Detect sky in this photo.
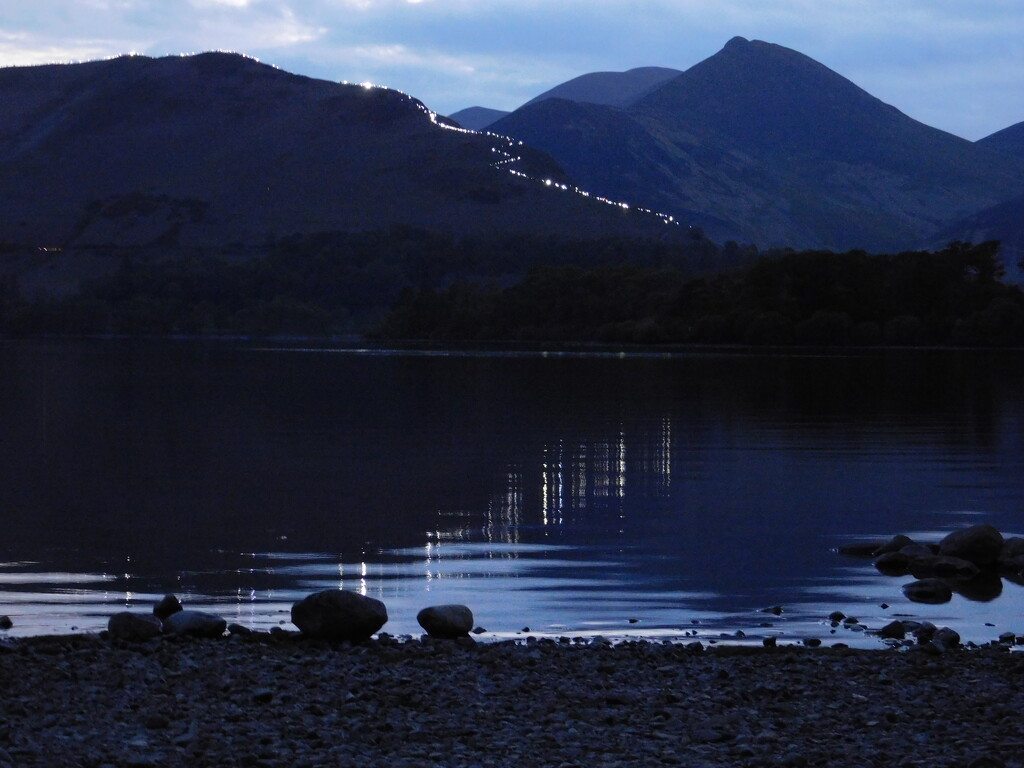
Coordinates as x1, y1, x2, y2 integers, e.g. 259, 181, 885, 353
1, 0, 1021, 141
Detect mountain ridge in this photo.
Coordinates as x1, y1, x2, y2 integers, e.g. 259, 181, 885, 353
488, 37, 1024, 254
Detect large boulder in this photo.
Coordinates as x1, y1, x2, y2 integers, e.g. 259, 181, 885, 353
938, 524, 1004, 567
161, 610, 227, 638
291, 590, 388, 642
874, 551, 912, 575
903, 578, 953, 604
107, 612, 162, 641
417, 605, 475, 638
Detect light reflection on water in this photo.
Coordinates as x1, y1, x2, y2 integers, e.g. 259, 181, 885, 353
2, 342, 1024, 646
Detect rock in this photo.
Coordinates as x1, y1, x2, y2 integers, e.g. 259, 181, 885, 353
873, 534, 916, 556
803, 638, 821, 647
227, 623, 252, 636
938, 524, 1004, 567
107, 612, 162, 642
762, 637, 777, 648
143, 714, 169, 729
416, 605, 474, 639
953, 572, 1003, 602
253, 689, 274, 704
902, 578, 953, 604
878, 620, 906, 639
828, 611, 846, 622
998, 632, 1016, 644
0, 615, 12, 630
874, 551, 911, 575
932, 627, 961, 650
910, 555, 980, 579
161, 610, 227, 638
912, 621, 937, 644
290, 589, 388, 642
761, 605, 783, 615
900, 543, 935, 559
153, 595, 183, 621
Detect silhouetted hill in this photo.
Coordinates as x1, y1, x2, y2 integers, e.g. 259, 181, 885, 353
0, 52, 687, 300
490, 37, 1024, 253
448, 106, 510, 131
978, 121, 1024, 157
521, 66, 681, 109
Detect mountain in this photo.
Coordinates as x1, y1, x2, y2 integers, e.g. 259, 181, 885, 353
489, 37, 1024, 253
520, 66, 682, 109
448, 67, 681, 133
0, 52, 690, 300
0, 52, 682, 246
448, 106, 510, 131
978, 121, 1024, 157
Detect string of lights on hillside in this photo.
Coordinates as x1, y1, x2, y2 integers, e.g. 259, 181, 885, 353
349, 80, 682, 229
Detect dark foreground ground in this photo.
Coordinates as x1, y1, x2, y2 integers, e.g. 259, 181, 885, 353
1, 633, 1021, 768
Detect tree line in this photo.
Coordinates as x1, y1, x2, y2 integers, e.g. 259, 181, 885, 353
372, 241, 1024, 346
0, 228, 726, 337
4, 232, 1021, 346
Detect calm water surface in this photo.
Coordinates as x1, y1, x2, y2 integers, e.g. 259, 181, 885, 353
2, 340, 1023, 646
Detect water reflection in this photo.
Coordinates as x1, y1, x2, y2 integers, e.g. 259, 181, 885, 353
2, 342, 1024, 645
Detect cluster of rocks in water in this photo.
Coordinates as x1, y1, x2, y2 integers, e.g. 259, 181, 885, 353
827, 523, 1024, 653
839, 523, 1023, 605
106, 589, 477, 645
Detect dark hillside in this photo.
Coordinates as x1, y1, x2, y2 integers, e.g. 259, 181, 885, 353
0, 52, 690, 306
487, 38, 1024, 253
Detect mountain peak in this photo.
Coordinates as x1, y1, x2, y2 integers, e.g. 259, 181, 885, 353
723, 35, 750, 49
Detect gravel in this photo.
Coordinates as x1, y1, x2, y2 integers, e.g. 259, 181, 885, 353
1, 632, 1022, 767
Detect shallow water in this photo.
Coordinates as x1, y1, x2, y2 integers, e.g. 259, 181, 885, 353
2, 340, 1023, 646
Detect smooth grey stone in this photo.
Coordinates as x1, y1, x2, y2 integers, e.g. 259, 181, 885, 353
107, 612, 162, 641
291, 589, 387, 642
162, 610, 227, 638
416, 604, 474, 639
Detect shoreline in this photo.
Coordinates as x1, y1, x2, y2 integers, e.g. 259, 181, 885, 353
2, 631, 1022, 767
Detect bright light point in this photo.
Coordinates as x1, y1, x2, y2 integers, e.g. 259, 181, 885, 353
544, 179, 553, 186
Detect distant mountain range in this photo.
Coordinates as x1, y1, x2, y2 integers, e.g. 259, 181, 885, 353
0, 52, 684, 299
2, 39, 1023, 313
453, 37, 1024, 272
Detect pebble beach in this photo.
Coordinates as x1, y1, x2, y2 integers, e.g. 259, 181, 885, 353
2, 631, 1022, 768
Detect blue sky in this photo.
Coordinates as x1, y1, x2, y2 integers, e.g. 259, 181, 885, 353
1, 0, 1021, 140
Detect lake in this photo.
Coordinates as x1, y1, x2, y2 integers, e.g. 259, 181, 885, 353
2, 339, 1023, 646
